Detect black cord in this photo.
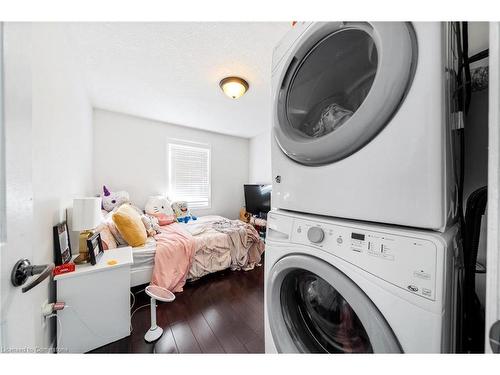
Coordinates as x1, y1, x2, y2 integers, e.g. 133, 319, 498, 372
463, 186, 487, 353
469, 49, 489, 63
455, 22, 464, 111
454, 22, 466, 232
462, 23, 472, 114
460, 24, 485, 351
452, 21, 468, 353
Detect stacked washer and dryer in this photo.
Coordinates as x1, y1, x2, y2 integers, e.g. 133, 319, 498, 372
265, 22, 463, 353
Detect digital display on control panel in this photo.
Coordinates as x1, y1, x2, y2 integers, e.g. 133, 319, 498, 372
351, 232, 365, 241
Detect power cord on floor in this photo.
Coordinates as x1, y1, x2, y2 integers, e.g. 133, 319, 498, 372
129, 287, 147, 333
130, 291, 136, 310
131, 288, 146, 310
130, 303, 150, 334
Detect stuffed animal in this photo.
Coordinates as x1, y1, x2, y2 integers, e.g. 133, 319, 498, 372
239, 207, 251, 223
171, 201, 197, 223
101, 185, 156, 238
141, 215, 161, 237
144, 196, 176, 233
101, 185, 130, 212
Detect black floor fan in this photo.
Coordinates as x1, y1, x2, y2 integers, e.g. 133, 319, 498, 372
462, 186, 487, 353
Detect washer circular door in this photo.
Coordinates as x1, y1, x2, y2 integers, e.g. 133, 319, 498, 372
267, 254, 402, 353
274, 22, 417, 165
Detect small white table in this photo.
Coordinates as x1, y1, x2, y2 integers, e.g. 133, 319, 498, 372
55, 247, 133, 353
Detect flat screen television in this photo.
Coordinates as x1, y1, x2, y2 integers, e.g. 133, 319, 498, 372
244, 184, 272, 217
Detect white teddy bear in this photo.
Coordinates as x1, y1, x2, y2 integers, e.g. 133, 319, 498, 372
142, 195, 176, 235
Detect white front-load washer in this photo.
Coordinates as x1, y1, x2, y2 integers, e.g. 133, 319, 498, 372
264, 210, 461, 353
271, 22, 458, 231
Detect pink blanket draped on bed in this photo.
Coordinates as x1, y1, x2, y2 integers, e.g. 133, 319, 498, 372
150, 223, 196, 293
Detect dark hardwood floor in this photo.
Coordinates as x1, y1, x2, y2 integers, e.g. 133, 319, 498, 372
91, 263, 264, 354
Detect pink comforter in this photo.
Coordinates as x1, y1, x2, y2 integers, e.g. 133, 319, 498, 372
150, 223, 195, 293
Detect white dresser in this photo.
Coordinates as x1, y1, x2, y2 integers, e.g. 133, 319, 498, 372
55, 247, 133, 353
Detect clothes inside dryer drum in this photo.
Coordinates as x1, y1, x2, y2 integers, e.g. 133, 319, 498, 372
280, 270, 373, 353
301, 102, 353, 137
286, 29, 377, 139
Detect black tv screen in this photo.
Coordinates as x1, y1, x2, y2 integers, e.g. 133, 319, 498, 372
244, 184, 272, 216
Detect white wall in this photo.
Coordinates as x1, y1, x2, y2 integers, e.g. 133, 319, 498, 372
1, 23, 93, 351
469, 22, 489, 59
93, 109, 249, 219
249, 130, 272, 184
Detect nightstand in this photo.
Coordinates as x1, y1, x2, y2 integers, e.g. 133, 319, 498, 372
55, 247, 133, 353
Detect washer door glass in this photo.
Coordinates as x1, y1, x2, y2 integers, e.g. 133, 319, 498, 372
267, 254, 402, 353
281, 269, 373, 353
275, 22, 416, 165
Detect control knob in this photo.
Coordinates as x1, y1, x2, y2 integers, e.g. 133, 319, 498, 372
307, 227, 325, 243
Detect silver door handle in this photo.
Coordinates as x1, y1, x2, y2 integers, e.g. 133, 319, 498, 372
11, 259, 55, 293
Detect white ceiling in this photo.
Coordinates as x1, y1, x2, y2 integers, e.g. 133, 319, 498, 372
65, 22, 291, 138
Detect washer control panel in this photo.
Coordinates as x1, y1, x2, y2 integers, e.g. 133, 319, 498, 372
291, 218, 438, 301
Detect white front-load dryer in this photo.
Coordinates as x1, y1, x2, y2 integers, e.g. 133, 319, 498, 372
271, 22, 458, 231
264, 210, 461, 353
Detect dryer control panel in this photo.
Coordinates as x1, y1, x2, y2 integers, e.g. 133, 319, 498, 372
290, 218, 439, 301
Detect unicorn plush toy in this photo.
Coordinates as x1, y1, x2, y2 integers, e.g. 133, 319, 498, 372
101, 185, 130, 212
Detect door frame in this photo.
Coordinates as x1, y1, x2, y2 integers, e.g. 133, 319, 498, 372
485, 21, 500, 353
0, 22, 4, 346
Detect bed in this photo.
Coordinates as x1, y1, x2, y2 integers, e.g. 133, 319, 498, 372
130, 216, 265, 289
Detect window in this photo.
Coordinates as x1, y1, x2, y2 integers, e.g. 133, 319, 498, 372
168, 141, 211, 209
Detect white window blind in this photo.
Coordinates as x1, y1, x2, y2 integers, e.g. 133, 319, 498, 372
168, 142, 211, 209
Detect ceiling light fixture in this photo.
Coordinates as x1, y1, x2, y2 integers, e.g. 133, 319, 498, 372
219, 76, 249, 99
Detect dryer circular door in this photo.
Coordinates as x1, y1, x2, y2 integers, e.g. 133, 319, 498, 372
267, 254, 402, 353
274, 22, 417, 165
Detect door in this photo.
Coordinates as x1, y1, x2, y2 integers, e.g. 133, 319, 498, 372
0, 23, 39, 351
266, 254, 402, 353
486, 22, 500, 354
273, 22, 417, 165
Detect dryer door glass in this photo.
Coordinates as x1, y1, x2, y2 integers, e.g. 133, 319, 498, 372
286, 29, 377, 139
275, 22, 415, 165
280, 269, 373, 353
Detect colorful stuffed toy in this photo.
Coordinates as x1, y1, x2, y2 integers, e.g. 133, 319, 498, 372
171, 201, 197, 223
101, 185, 155, 239
101, 185, 130, 212
141, 215, 161, 237
143, 196, 176, 234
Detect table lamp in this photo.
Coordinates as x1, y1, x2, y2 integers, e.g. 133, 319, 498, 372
72, 197, 102, 264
